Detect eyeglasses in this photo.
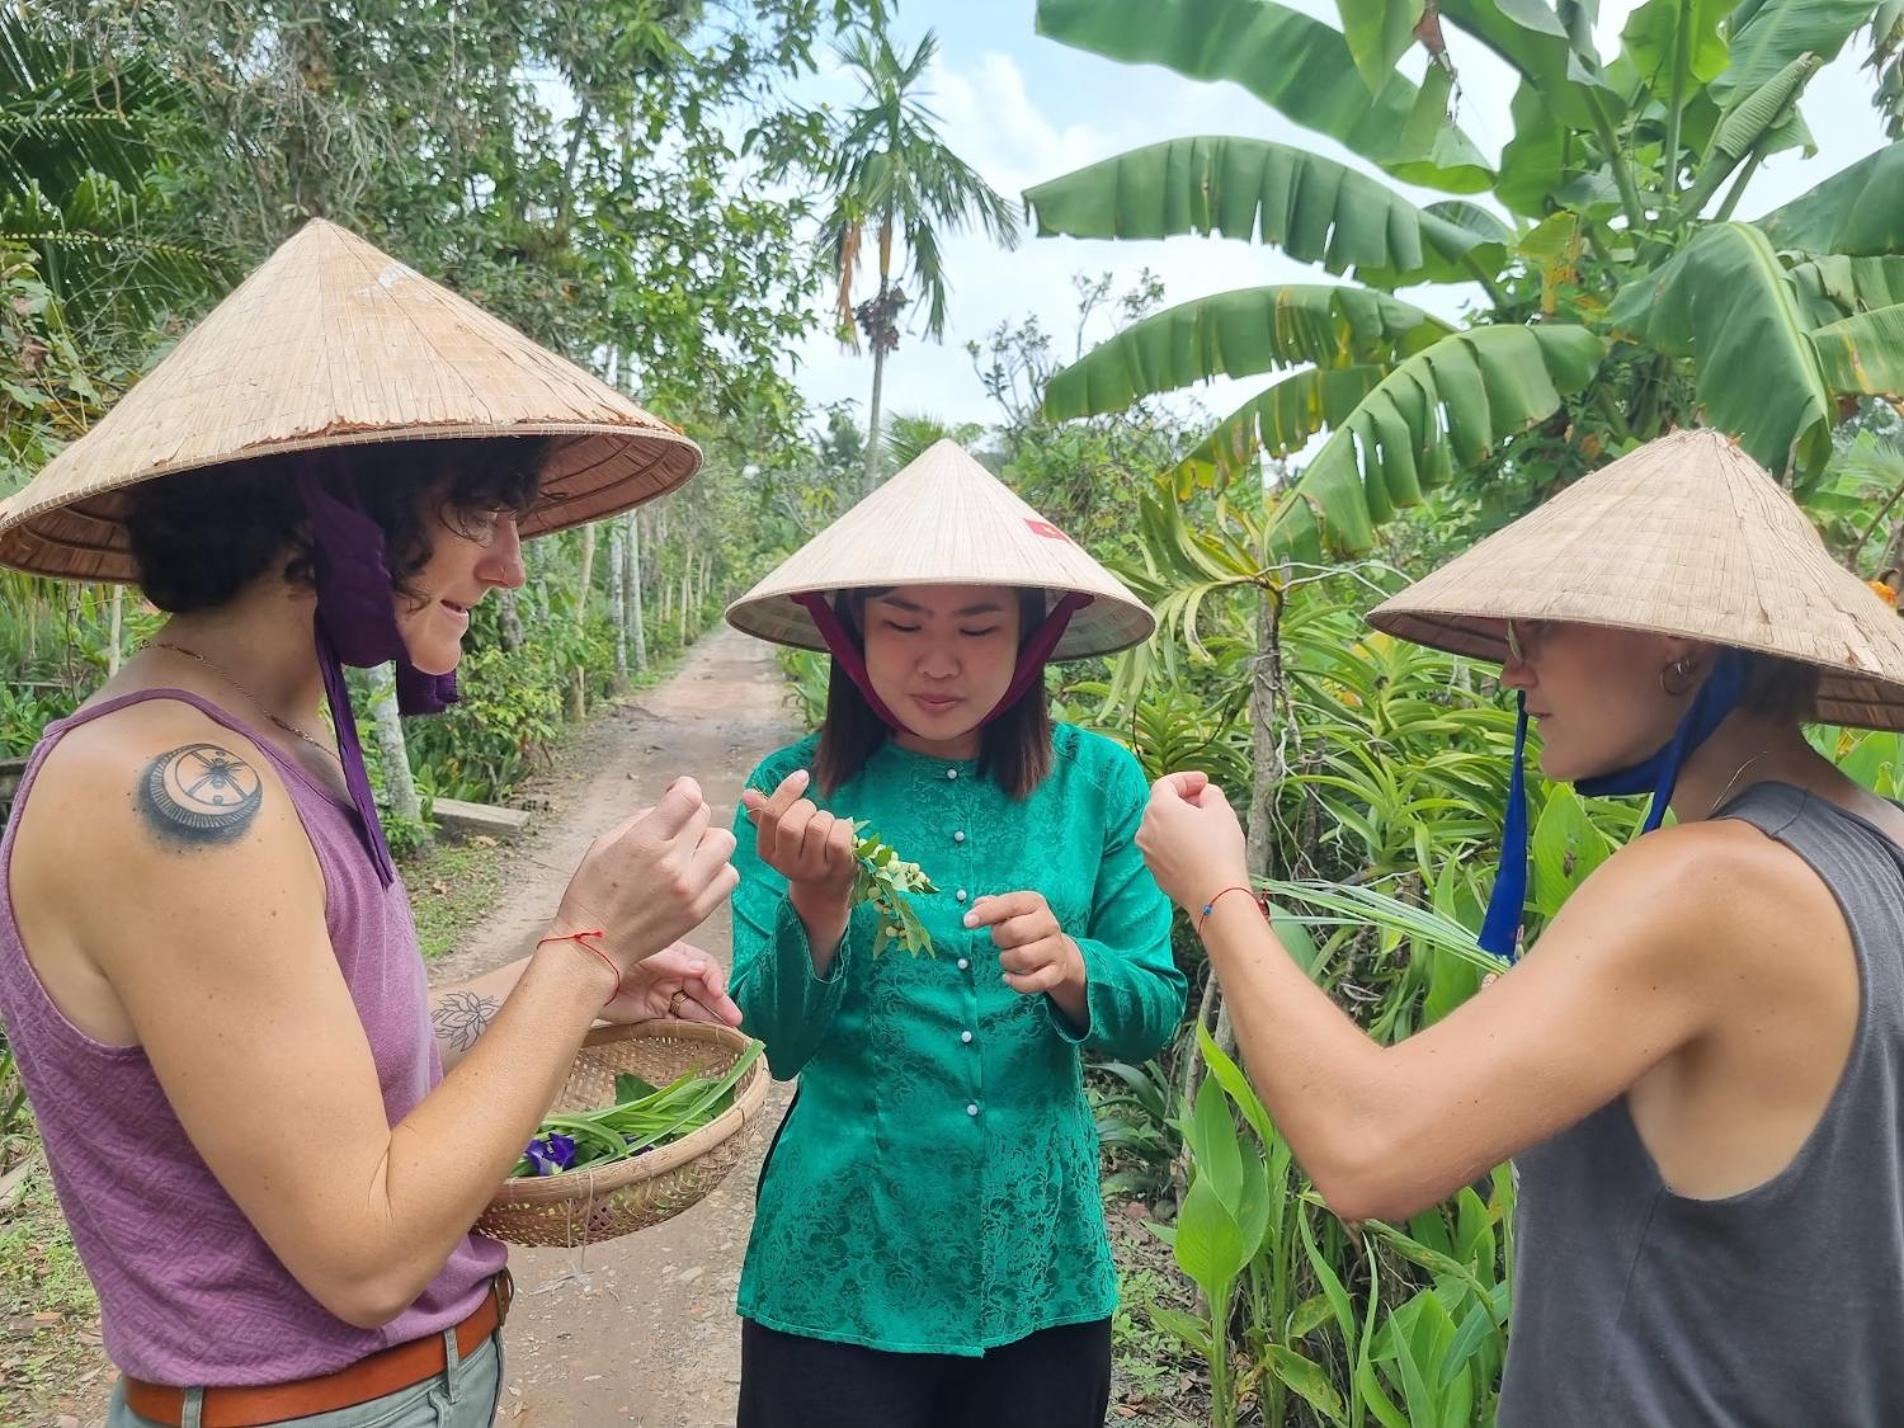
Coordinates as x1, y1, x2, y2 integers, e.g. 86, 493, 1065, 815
1503, 618, 1549, 663
451, 503, 534, 547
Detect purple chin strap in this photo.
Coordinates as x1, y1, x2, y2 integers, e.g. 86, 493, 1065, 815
789, 590, 1093, 737
298, 471, 460, 887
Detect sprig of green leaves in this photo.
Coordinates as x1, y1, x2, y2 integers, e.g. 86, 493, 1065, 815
853, 822, 938, 957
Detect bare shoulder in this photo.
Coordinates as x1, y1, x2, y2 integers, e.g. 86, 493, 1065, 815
1558, 817, 1844, 987
13, 697, 317, 922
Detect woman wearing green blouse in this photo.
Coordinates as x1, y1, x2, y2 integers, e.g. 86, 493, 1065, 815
721, 441, 1188, 1427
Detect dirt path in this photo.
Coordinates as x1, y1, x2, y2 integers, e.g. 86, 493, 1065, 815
432, 626, 800, 1428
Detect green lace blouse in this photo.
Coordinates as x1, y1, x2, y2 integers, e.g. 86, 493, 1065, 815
730, 723, 1187, 1355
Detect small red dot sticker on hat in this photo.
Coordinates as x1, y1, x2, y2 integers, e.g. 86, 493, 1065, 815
1026, 519, 1071, 543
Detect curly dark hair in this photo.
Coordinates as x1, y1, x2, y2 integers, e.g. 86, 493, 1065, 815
124, 436, 551, 613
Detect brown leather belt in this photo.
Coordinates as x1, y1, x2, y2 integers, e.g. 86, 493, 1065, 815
122, 1272, 511, 1428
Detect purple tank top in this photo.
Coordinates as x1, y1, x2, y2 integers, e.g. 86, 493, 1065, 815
0, 689, 505, 1386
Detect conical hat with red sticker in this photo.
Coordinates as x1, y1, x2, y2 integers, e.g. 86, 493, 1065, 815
725, 439, 1154, 659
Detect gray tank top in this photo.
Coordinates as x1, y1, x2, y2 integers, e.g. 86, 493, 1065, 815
1498, 782, 1904, 1426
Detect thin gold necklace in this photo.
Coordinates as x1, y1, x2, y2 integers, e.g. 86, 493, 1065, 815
150, 641, 340, 764
1706, 747, 1774, 819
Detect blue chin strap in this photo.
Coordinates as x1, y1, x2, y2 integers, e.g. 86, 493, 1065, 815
1478, 648, 1750, 962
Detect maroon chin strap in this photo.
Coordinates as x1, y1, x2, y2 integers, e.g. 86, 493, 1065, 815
792, 592, 915, 733
790, 591, 1095, 737
977, 592, 1092, 727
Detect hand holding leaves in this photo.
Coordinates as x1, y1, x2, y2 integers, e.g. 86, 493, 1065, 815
742, 770, 938, 958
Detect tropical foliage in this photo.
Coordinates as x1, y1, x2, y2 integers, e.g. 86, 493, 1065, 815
1028, 0, 1904, 562
0, 0, 888, 790
1025, 3, 1904, 1421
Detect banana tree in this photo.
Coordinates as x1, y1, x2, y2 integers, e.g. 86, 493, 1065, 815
1028, 0, 1904, 559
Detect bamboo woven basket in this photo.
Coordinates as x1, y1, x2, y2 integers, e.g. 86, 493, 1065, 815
477, 1020, 770, 1248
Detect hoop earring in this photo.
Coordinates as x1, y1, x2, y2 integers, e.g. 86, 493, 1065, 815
1660, 657, 1698, 697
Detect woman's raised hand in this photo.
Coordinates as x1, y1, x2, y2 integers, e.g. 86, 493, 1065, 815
551, 776, 738, 983
740, 769, 859, 911
1136, 770, 1250, 913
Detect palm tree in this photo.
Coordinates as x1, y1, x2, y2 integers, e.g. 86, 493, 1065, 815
820, 27, 1020, 496
882, 411, 985, 469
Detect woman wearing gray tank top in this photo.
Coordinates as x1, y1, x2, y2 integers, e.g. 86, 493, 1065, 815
0, 222, 741, 1426
1134, 429, 1904, 1426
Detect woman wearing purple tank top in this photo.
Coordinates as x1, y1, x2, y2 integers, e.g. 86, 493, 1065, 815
1133, 430, 1904, 1424
0, 222, 739, 1426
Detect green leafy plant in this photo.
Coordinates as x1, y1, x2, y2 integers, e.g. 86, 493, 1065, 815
1029, 0, 1904, 554
510, 1042, 765, 1178
854, 823, 939, 956
1090, 1056, 1183, 1204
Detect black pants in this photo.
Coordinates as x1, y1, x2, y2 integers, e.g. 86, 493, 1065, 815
736, 1317, 1113, 1428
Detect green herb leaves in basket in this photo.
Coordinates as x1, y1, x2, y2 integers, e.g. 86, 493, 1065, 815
855, 822, 937, 957
513, 1040, 765, 1178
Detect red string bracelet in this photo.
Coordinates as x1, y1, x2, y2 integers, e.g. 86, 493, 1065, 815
1198, 885, 1265, 935
536, 928, 620, 996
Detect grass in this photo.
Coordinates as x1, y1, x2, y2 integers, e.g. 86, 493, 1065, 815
0, 1139, 108, 1424
405, 837, 512, 961
1109, 1214, 1210, 1425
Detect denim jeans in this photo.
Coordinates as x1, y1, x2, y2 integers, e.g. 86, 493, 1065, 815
108, 1330, 504, 1428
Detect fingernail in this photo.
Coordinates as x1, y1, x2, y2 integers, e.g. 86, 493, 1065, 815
963, 914, 976, 928
793, 768, 810, 785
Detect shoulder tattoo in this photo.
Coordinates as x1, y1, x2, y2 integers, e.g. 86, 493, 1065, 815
136, 743, 264, 848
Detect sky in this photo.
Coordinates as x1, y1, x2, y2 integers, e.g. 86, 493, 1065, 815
781, 0, 1895, 436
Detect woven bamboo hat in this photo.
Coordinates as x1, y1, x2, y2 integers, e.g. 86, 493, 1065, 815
1368, 427, 1904, 730
726, 438, 1155, 659
0, 218, 701, 582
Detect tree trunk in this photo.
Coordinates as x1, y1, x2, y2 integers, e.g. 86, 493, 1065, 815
367, 662, 428, 843
1883, 526, 1904, 599
626, 512, 649, 674
569, 524, 598, 721
1186, 583, 1286, 1118
107, 584, 124, 676
609, 524, 629, 691
1244, 584, 1288, 880
498, 589, 523, 651
863, 333, 889, 500
574, 523, 598, 630
678, 559, 692, 645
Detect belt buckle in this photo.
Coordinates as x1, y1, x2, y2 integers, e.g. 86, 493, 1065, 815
494, 1267, 514, 1327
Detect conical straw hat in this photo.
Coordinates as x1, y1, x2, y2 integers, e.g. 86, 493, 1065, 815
726, 439, 1155, 660
1368, 427, 1904, 730
0, 218, 700, 582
